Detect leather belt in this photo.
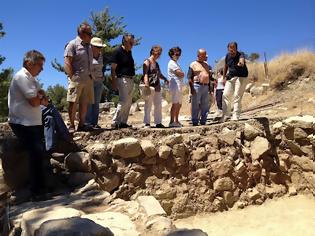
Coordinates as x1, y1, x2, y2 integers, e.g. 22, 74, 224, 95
194, 81, 209, 86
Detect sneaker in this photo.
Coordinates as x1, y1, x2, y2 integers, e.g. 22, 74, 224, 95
169, 122, 181, 128
231, 114, 239, 121
144, 124, 151, 128
77, 125, 93, 132
214, 110, 223, 118
155, 123, 165, 128
176, 122, 183, 127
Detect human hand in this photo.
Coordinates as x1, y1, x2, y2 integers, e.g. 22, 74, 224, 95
237, 61, 244, 67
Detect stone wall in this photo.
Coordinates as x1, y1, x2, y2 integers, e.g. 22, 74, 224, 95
2, 116, 315, 221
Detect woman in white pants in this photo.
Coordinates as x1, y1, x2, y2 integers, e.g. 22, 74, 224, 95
142, 45, 168, 128
222, 42, 248, 121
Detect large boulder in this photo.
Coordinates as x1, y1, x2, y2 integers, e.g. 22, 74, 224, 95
83, 212, 139, 236
65, 152, 91, 172
85, 143, 108, 161
111, 138, 142, 158
21, 207, 83, 236
36, 217, 113, 236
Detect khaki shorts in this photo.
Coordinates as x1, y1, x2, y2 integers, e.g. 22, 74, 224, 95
170, 90, 183, 104
67, 75, 94, 104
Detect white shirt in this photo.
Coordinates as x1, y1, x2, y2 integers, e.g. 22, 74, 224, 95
8, 67, 42, 126
168, 59, 183, 91
216, 75, 225, 90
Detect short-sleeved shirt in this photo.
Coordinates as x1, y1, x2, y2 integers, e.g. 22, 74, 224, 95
64, 36, 93, 82
111, 46, 135, 77
8, 67, 42, 126
91, 55, 104, 82
168, 59, 183, 91
189, 61, 211, 84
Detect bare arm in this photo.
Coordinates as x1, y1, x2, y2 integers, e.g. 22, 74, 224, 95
223, 64, 228, 79
187, 67, 196, 95
111, 63, 118, 91
143, 60, 150, 87
175, 69, 184, 79
64, 56, 73, 78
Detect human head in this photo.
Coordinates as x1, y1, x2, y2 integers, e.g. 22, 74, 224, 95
197, 48, 207, 62
122, 33, 135, 51
23, 50, 45, 77
168, 46, 182, 61
150, 45, 162, 59
227, 41, 238, 56
91, 37, 106, 58
77, 22, 93, 44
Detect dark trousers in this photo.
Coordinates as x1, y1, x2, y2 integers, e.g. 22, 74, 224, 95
9, 123, 46, 195
215, 89, 224, 110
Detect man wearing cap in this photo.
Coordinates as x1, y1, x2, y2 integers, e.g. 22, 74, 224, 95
111, 34, 135, 129
85, 37, 107, 129
187, 49, 212, 126
64, 22, 94, 132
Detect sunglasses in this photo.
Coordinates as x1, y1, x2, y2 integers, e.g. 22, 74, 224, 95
83, 31, 93, 37
174, 53, 181, 56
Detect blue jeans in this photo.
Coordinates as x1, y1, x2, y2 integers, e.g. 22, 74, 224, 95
9, 123, 46, 195
41, 104, 71, 152
86, 80, 104, 126
191, 84, 209, 125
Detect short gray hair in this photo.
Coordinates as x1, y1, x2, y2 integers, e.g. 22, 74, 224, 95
23, 50, 45, 67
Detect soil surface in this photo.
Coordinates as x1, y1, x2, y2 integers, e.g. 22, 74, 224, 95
175, 195, 315, 236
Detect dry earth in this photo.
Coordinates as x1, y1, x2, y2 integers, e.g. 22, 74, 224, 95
175, 195, 315, 236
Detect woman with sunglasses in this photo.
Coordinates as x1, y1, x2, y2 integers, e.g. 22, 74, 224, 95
168, 47, 185, 128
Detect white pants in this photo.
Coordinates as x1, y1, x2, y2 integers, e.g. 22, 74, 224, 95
143, 87, 162, 125
112, 77, 134, 124
222, 76, 248, 118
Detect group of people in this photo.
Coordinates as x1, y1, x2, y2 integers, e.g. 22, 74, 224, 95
7, 21, 248, 200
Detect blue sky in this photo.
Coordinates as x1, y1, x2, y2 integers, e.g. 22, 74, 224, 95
1, 0, 314, 89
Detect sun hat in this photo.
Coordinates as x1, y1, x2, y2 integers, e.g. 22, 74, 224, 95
90, 37, 107, 47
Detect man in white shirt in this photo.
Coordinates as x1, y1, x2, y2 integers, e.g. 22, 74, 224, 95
8, 50, 48, 201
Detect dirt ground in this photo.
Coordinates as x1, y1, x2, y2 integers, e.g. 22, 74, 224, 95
174, 195, 315, 236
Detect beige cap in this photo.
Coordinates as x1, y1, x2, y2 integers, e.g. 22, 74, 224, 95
90, 37, 107, 47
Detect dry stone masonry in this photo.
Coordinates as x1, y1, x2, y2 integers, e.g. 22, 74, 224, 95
1, 115, 315, 235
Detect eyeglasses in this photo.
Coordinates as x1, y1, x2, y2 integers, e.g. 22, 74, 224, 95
174, 53, 181, 57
